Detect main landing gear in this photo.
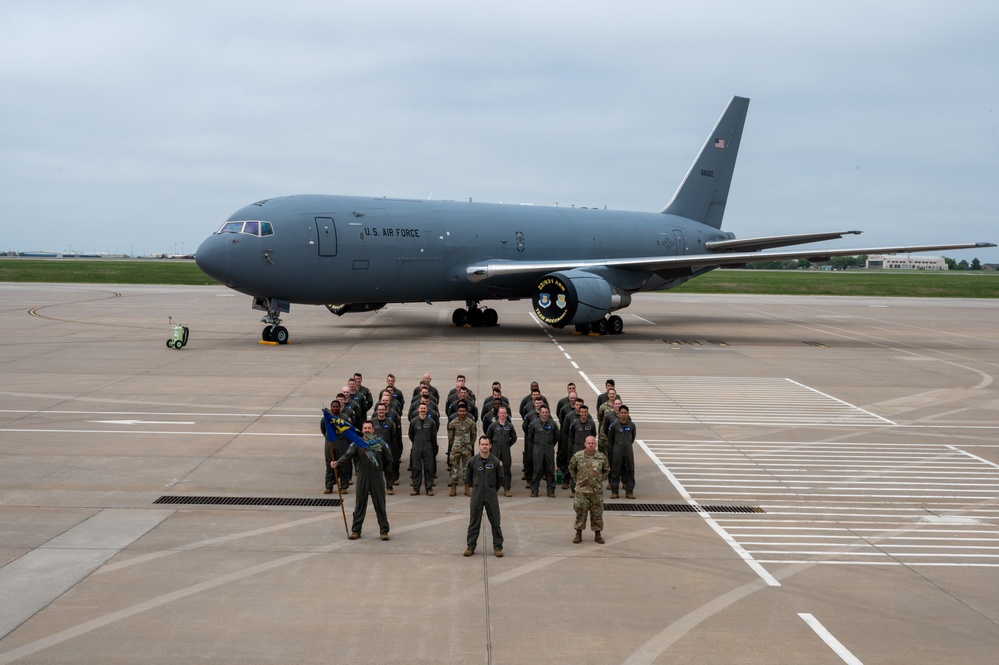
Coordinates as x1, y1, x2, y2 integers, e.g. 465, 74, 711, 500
574, 314, 624, 336
452, 301, 499, 328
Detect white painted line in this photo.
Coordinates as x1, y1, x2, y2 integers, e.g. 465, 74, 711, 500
799, 613, 864, 665
0, 428, 312, 437
577, 371, 599, 395
785, 378, 896, 425
90, 420, 196, 425
950, 445, 999, 470
636, 439, 780, 587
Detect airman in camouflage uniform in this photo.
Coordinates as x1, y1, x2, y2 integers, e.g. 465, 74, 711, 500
568, 436, 609, 544
447, 402, 477, 496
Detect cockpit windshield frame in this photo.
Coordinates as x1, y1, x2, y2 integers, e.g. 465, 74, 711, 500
216, 220, 274, 237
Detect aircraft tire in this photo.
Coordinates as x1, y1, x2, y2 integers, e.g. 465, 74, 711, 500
590, 319, 608, 335
452, 308, 467, 326
574, 324, 589, 334
466, 308, 484, 327
273, 326, 289, 344
608, 315, 624, 335
261, 327, 273, 342
483, 308, 498, 327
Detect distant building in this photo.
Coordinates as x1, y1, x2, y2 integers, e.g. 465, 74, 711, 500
866, 254, 947, 270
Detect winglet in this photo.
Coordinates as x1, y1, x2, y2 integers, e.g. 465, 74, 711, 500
662, 96, 749, 229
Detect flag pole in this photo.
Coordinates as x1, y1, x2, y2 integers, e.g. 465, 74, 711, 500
332, 461, 348, 535
324, 409, 349, 535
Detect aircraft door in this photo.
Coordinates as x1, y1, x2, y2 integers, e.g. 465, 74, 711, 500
315, 217, 337, 256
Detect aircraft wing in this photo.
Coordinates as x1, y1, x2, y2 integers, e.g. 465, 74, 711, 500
465, 241, 995, 283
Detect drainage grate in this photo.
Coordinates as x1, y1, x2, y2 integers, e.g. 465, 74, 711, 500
154, 496, 341, 507
603, 503, 763, 513
662, 339, 729, 346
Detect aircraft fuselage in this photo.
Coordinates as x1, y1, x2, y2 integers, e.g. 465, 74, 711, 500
196, 195, 721, 306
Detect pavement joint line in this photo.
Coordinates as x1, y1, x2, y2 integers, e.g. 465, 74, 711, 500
0, 513, 463, 664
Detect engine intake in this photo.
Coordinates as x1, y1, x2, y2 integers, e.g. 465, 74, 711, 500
533, 270, 616, 327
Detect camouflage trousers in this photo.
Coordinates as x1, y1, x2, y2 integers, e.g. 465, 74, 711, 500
450, 443, 473, 484
573, 491, 604, 532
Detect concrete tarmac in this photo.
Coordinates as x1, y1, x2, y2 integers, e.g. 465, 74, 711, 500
1, 283, 998, 664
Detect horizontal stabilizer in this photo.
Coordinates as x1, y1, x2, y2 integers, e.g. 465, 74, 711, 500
705, 230, 862, 253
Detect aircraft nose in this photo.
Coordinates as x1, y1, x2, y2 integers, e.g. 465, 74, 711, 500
195, 234, 229, 283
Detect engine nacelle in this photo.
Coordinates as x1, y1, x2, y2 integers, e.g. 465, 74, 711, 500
533, 270, 618, 328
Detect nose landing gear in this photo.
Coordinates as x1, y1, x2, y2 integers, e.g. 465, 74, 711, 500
254, 297, 290, 344
261, 323, 289, 344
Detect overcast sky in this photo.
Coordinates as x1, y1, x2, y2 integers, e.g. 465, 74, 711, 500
2, 1, 997, 263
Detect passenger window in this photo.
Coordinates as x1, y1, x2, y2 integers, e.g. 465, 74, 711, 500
244, 221, 260, 236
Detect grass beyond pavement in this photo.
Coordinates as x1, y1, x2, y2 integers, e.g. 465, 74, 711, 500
0, 259, 996, 297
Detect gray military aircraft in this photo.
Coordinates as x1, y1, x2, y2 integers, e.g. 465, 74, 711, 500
195, 96, 993, 344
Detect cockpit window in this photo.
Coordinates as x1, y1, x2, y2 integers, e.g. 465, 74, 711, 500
216, 220, 274, 237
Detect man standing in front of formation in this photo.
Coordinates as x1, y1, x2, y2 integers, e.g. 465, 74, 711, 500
568, 435, 609, 544
464, 436, 504, 558
330, 421, 392, 541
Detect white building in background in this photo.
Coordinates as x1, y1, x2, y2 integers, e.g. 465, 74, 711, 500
865, 254, 947, 270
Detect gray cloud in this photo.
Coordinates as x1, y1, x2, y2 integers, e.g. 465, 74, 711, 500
2, 1, 996, 262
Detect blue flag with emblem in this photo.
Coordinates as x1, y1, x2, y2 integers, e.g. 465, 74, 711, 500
322, 408, 368, 448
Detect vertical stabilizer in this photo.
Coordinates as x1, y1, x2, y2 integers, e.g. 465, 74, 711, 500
662, 96, 749, 229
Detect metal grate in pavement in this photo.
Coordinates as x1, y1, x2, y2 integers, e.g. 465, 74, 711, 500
154, 495, 341, 507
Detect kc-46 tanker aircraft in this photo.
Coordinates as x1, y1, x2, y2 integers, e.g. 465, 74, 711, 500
195, 96, 994, 344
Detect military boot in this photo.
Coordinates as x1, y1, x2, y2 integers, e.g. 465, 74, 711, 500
573, 530, 582, 544
464, 483, 472, 497
594, 531, 605, 544
449, 483, 457, 497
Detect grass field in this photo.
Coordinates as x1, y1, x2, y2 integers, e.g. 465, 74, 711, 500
672, 269, 999, 298
0, 259, 211, 285
1, 259, 997, 297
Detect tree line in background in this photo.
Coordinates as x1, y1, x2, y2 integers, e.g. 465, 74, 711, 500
743, 255, 986, 270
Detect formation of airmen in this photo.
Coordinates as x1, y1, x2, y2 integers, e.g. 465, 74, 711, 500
321, 372, 639, 502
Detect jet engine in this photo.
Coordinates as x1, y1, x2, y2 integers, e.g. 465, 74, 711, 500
532, 270, 627, 328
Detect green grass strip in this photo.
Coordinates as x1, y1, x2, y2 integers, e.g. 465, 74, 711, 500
1, 260, 996, 297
